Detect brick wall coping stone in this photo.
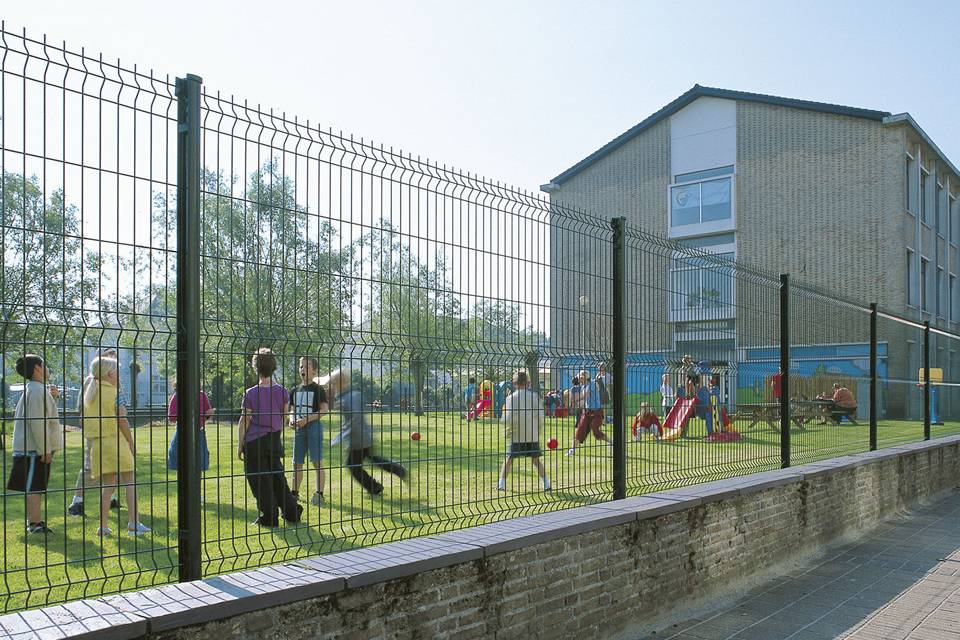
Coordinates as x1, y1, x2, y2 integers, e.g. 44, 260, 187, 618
2, 433, 958, 640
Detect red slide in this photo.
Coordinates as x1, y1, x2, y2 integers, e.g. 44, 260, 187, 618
660, 397, 697, 441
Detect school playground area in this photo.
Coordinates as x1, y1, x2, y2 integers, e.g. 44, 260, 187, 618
1, 412, 958, 612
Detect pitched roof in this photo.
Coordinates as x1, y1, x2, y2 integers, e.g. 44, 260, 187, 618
547, 85, 891, 186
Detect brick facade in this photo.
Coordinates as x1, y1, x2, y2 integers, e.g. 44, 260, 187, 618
546, 94, 960, 416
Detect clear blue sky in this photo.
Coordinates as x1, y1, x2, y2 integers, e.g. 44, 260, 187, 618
8, 0, 960, 196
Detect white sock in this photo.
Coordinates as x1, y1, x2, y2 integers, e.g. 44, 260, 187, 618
71, 496, 82, 505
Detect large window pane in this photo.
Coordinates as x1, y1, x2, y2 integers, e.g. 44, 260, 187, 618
701, 178, 732, 222
703, 255, 734, 309
671, 262, 700, 313
671, 184, 700, 226
670, 252, 734, 314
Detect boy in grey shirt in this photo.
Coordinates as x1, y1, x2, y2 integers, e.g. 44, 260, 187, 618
328, 369, 406, 495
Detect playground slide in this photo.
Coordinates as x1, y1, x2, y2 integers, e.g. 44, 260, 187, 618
660, 397, 697, 441
468, 398, 492, 420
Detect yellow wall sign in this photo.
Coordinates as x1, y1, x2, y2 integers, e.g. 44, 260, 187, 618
918, 368, 944, 383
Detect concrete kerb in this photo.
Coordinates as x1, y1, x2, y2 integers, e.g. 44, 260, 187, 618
0, 599, 146, 640
2, 437, 959, 640
291, 535, 483, 588
102, 564, 345, 633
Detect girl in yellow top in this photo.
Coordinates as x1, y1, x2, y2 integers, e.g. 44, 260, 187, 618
82, 357, 149, 537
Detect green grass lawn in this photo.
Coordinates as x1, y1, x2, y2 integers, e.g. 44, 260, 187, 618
1, 412, 957, 612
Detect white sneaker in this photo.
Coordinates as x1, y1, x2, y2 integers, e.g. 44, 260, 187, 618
565, 447, 576, 457
96, 527, 113, 537
127, 522, 151, 536
543, 478, 552, 491
497, 479, 505, 491
311, 492, 323, 506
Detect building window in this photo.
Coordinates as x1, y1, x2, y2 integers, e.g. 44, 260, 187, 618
952, 196, 959, 245
670, 252, 735, 319
937, 267, 944, 317
936, 184, 945, 236
669, 233, 736, 322
921, 257, 929, 311
933, 182, 946, 236
951, 275, 957, 321
669, 167, 734, 234
920, 171, 929, 224
907, 250, 915, 307
676, 233, 736, 249
906, 155, 916, 212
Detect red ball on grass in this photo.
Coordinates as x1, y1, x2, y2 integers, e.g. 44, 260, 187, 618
547, 438, 558, 450
411, 432, 421, 441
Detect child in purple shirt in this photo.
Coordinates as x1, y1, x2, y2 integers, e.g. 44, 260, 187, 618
237, 348, 301, 528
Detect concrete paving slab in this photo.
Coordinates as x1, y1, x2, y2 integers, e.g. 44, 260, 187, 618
638, 489, 960, 640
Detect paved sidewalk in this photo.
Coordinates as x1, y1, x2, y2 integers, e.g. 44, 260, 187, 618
642, 489, 960, 640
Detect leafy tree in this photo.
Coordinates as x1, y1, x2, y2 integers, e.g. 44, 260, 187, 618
468, 299, 547, 387
1, 172, 100, 390
148, 161, 357, 406
361, 222, 466, 415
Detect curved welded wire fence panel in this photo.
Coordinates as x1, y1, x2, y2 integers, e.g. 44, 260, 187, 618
3, 22, 960, 615
0, 26, 178, 612
192, 89, 615, 574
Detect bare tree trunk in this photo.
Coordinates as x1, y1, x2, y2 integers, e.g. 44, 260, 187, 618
410, 355, 426, 417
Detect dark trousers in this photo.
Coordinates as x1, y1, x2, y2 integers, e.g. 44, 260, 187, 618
346, 447, 406, 494
244, 431, 300, 526
575, 409, 608, 443
830, 403, 857, 423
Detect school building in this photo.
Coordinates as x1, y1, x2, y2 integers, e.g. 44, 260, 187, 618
543, 85, 960, 419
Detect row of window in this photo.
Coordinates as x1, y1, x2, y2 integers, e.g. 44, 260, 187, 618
906, 154, 959, 243
906, 249, 959, 320
669, 168, 736, 319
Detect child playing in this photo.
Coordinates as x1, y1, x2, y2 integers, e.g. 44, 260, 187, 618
69, 347, 126, 517
237, 348, 302, 528
566, 369, 611, 456
7, 354, 63, 534
166, 382, 214, 476
498, 370, 549, 491
328, 368, 407, 495
631, 402, 662, 441
289, 356, 328, 506
659, 373, 675, 420
82, 356, 149, 537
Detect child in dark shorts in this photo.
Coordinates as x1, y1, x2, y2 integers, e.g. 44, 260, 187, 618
497, 370, 549, 492
7, 354, 63, 534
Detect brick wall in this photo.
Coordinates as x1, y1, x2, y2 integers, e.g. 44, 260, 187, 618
11, 435, 959, 640
548, 118, 672, 354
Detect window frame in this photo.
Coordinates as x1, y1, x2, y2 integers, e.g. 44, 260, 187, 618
920, 169, 930, 226
667, 167, 736, 239
920, 256, 930, 312
937, 266, 944, 318
906, 152, 917, 215
907, 248, 916, 308
950, 273, 957, 322
950, 194, 958, 247
668, 237, 737, 323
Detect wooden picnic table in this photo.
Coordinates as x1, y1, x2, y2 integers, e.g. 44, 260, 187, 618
793, 399, 839, 425
732, 402, 812, 431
